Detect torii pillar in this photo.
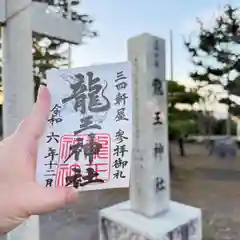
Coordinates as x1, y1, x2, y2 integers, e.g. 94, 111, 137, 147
0, 0, 83, 239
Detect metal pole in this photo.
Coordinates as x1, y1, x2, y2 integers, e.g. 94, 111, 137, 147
2, 0, 39, 239
170, 30, 174, 81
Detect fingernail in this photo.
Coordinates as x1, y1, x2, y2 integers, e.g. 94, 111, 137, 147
40, 79, 47, 86
66, 188, 78, 203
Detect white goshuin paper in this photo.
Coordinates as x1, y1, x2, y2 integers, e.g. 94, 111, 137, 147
36, 62, 132, 191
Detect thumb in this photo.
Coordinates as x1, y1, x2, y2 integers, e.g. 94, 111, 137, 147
24, 185, 78, 215
15, 85, 51, 144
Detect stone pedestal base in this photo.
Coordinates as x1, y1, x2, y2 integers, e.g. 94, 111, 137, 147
99, 201, 202, 240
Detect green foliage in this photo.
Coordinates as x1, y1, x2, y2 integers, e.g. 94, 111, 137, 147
0, 0, 97, 101
33, 34, 68, 100
168, 80, 200, 108
32, 0, 97, 100
213, 118, 236, 135
185, 4, 240, 119
168, 80, 200, 140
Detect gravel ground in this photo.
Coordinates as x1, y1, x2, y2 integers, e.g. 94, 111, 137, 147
40, 189, 129, 240
40, 143, 240, 240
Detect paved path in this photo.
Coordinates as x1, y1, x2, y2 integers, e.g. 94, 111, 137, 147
40, 170, 240, 240
40, 143, 240, 240
196, 167, 240, 181
40, 189, 128, 240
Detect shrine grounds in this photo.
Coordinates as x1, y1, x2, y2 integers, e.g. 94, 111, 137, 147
40, 142, 240, 240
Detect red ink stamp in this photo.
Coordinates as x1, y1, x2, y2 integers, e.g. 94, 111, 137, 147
55, 133, 111, 187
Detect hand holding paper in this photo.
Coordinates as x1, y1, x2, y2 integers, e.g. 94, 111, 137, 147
0, 61, 132, 235
0, 86, 77, 235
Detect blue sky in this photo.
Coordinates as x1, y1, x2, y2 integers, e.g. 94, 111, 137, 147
71, 0, 239, 117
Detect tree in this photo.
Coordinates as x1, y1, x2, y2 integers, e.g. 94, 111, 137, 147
185, 4, 240, 135
0, 0, 97, 100
196, 88, 218, 135
33, 0, 97, 99
0, 0, 96, 135
168, 80, 200, 156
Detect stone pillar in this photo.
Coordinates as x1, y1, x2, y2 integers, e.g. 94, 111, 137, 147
128, 33, 170, 217
2, 0, 34, 138
99, 33, 203, 240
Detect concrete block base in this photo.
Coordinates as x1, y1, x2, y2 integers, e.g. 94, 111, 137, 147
99, 200, 202, 240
